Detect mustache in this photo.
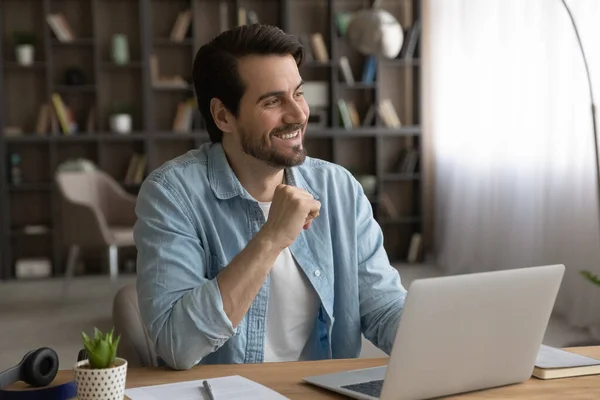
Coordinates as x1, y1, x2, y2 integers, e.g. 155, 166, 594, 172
270, 123, 305, 136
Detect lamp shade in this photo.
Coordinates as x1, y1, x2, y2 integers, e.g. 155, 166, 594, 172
346, 9, 403, 59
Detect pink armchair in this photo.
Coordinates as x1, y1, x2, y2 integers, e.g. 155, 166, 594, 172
55, 169, 137, 287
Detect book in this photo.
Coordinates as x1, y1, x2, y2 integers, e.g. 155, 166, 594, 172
339, 56, 355, 84
46, 13, 75, 42
532, 345, 600, 380
170, 10, 192, 42
408, 233, 422, 263
310, 33, 329, 62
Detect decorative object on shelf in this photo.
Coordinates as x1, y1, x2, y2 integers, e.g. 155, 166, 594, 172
57, 158, 97, 173
109, 104, 133, 134
13, 31, 35, 66
64, 67, 87, 86
9, 153, 22, 185
15, 257, 52, 279
74, 327, 127, 400
346, 1, 403, 59
355, 174, 378, 199
111, 34, 130, 65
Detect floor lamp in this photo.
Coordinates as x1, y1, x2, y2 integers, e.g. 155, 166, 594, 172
560, 0, 600, 285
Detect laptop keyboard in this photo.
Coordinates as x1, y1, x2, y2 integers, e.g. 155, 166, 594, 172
341, 379, 384, 398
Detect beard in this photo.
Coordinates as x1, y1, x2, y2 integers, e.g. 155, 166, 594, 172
239, 123, 307, 168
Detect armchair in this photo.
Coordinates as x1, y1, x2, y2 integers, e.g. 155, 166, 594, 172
55, 169, 137, 287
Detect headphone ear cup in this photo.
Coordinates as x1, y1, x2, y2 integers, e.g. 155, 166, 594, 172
22, 347, 59, 387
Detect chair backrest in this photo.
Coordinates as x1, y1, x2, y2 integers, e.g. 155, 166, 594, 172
112, 283, 157, 367
56, 170, 121, 216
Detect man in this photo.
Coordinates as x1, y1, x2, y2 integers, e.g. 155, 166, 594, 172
134, 24, 407, 370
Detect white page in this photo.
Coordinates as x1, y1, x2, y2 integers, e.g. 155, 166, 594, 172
535, 345, 600, 369
124, 375, 290, 400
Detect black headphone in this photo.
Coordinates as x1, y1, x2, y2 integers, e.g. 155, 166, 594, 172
0, 348, 59, 389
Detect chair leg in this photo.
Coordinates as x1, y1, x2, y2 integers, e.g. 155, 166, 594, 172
62, 244, 80, 296
108, 245, 118, 281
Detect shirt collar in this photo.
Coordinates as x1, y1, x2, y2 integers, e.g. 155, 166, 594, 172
208, 142, 319, 201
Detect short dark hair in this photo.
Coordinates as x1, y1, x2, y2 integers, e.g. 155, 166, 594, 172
192, 25, 304, 143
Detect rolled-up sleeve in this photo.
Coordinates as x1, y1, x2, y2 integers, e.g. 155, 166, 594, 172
355, 183, 408, 355
133, 177, 235, 370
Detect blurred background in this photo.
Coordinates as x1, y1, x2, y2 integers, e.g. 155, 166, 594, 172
1, 0, 599, 371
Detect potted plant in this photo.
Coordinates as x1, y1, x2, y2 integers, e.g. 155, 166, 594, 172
109, 103, 132, 134
73, 327, 127, 400
13, 31, 36, 66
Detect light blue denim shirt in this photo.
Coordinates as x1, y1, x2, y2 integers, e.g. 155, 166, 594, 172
134, 142, 407, 370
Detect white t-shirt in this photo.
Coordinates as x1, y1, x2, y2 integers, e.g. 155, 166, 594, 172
257, 201, 320, 362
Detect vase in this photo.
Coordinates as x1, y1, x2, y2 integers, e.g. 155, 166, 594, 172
110, 114, 132, 134
73, 358, 128, 400
111, 34, 129, 65
15, 45, 34, 66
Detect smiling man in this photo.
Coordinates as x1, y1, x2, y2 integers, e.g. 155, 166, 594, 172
134, 24, 407, 370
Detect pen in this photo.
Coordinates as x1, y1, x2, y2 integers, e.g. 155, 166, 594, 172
203, 379, 216, 400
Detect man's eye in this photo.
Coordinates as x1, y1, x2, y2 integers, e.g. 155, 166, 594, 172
265, 98, 280, 106
295, 91, 304, 98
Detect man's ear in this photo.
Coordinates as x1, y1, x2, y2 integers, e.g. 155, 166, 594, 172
210, 98, 234, 134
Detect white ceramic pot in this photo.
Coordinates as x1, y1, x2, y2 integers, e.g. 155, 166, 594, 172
109, 114, 132, 134
16, 45, 34, 66
73, 358, 128, 400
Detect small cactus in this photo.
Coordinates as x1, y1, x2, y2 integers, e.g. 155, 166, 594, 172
81, 327, 121, 369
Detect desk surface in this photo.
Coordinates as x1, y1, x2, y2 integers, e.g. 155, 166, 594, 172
52, 346, 600, 399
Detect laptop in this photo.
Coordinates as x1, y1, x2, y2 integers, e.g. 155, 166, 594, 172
303, 264, 565, 400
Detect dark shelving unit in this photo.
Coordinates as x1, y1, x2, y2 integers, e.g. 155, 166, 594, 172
0, 0, 422, 280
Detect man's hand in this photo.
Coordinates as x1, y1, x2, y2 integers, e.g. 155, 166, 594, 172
259, 184, 321, 250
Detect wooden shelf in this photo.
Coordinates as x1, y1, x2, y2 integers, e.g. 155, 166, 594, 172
9, 183, 53, 192
101, 62, 144, 70
302, 60, 333, 68
153, 84, 194, 92
153, 38, 193, 46
380, 217, 422, 225
10, 229, 53, 238
4, 62, 47, 70
51, 38, 95, 46
383, 173, 421, 181
339, 83, 377, 90
53, 85, 97, 93
308, 126, 420, 137
381, 58, 421, 67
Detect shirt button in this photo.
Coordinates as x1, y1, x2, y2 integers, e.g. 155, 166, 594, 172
314, 270, 321, 277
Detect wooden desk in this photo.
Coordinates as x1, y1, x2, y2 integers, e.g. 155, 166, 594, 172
52, 346, 600, 399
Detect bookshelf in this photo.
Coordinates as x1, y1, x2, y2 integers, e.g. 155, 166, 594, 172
0, 0, 423, 280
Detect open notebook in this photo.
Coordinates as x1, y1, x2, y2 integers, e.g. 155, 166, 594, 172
124, 375, 289, 400
533, 345, 600, 380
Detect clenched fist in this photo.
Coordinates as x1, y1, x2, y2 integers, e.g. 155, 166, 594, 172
260, 184, 321, 250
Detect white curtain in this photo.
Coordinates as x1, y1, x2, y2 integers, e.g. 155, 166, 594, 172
424, 0, 600, 341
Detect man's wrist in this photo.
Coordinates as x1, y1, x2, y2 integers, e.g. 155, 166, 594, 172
253, 228, 284, 255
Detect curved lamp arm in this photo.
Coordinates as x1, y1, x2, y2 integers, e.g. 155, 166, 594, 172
559, 0, 600, 237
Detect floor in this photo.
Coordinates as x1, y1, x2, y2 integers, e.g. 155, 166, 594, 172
0, 264, 593, 371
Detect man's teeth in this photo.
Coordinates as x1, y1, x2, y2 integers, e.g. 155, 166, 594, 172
275, 131, 299, 140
